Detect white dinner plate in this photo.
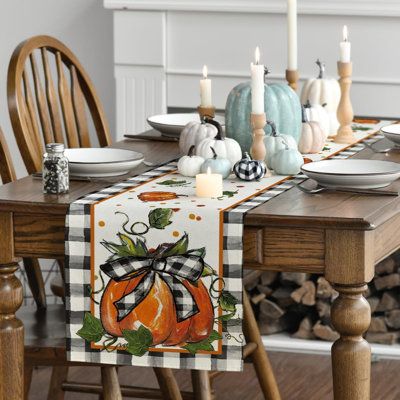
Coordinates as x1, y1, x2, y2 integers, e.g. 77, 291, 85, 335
147, 113, 225, 137
301, 159, 400, 189
65, 148, 144, 177
381, 124, 400, 146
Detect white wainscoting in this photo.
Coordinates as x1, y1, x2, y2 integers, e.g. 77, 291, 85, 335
105, 0, 400, 140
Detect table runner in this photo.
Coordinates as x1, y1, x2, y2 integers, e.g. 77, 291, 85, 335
66, 119, 392, 371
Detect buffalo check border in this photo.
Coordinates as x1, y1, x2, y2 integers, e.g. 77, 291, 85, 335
65, 128, 385, 371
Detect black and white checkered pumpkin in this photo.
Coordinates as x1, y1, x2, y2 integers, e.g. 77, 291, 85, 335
233, 152, 267, 181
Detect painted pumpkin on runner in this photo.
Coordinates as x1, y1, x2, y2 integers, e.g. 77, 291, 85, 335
100, 237, 214, 346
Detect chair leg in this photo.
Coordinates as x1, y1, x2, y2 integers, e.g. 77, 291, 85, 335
154, 367, 183, 400
243, 290, 281, 400
191, 370, 213, 400
23, 258, 47, 309
47, 366, 68, 400
24, 363, 33, 400
101, 366, 122, 400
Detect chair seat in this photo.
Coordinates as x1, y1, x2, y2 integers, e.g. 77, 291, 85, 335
18, 304, 66, 349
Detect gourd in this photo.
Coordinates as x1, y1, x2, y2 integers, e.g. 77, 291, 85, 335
264, 120, 298, 170
233, 152, 267, 181
271, 138, 304, 175
179, 119, 218, 155
100, 266, 213, 346
300, 59, 340, 135
200, 147, 231, 179
138, 192, 183, 202
177, 145, 205, 177
304, 101, 330, 139
196, 118, 242, 168
225, 68, 302, 153
298, 106, 325, 154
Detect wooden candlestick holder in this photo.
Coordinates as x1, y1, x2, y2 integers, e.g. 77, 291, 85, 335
197, 105, 216, 120
335, 61, 356, 144
285, 69, 299, 91
250, 113, 267, 162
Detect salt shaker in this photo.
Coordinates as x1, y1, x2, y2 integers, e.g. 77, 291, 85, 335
43, 143, 69, 194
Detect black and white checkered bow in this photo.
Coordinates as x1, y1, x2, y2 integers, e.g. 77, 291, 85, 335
100, 253, 205, 322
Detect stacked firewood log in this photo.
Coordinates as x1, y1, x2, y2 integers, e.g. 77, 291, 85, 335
247, 251, 400, 344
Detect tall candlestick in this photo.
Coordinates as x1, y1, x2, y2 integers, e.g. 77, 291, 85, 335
287, 0, 297, 70
200, 65, 212, 107
251, 47, 265, 114
335, 61, 355, 144
340, 25, 351, 63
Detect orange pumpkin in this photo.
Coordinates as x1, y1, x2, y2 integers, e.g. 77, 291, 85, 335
138, 191, 179, 202
100, 272, 214, 346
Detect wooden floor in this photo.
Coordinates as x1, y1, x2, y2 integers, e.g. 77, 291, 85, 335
28, 352, 400, 399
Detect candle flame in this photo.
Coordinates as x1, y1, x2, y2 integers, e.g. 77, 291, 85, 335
255, 46, 260, 64
206, 166, 211, 175
343, 25, 348, 42
202, 65, 208, 79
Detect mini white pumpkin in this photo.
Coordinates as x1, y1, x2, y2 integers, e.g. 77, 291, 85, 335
179, 119, 218, 155
298, 106, 325, 154
271, 138, 304, 175
304, 101, 330, 139
196, 118, 242, 168
300, 59, 340, 135
264, 120, 298, 170
177, 145, 205, 177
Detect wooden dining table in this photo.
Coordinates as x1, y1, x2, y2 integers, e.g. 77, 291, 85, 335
0, 131, 399, 400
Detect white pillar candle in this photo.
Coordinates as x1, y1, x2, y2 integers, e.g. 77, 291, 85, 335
251, 47, 265, 115
340, 25, 351, 63
195, 167, 223, 198
200, 65, 212, 107
287, 0, 298, 70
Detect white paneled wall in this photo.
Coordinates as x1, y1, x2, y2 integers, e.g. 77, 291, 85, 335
105, 0, 400, 139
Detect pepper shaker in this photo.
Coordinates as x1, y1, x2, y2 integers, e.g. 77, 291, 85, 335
43, 143, 69, 194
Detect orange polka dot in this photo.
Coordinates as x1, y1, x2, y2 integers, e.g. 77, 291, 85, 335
196, 216, 202, 221
98, 220, 105, 227
172, 231, 180, 237
189, 213, 196, 220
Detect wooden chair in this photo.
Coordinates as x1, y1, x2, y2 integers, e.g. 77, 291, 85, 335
0, 125, 47, 309
6, 35, 183, 400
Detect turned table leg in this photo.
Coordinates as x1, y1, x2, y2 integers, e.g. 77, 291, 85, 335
0, 262, 24, 400
330, 284, 371, 400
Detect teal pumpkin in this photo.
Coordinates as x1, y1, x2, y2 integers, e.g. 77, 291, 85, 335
225, 80, 302, 153
200, 147, 231, 179
271, 139, 304, 175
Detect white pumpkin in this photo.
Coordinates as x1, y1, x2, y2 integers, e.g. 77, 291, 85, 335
298, 107, 325, 154
196, 118, 242, 168
177, 145, 205, 177
300, 59, 340, 135
304, 101, 330, 140
179, 120, 218, 155
264, 120, 298, 170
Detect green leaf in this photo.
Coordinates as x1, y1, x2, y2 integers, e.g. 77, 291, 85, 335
148, 208, 173, 229
157, 179, 189, 186
100, 240, 133, 258
123, 326, 153, 357
118, 233, 137, 253
135, 238, 148, 256
77, 312, 105, 343
187, 247, 206, 258
163, 233, 189, 256
208, 330, 222, 342
218, 291, 238, 313
217, 312, 236, 322
202, 263, 217, 277
183, 340, 215, 355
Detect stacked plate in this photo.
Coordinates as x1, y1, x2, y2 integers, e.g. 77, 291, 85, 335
65, 148, 144, 177
147, 113, 225, 137
381, 124, 400, 147
301, 159, 400, 189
